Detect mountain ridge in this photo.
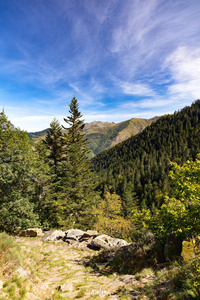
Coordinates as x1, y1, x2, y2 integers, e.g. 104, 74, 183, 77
91, 100, 200, 208
28, 116, 159, 156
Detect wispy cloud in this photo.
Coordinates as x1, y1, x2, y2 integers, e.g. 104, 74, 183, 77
119, 81, 155, 97
1, 0, 200, 131
164, 47, 200, 100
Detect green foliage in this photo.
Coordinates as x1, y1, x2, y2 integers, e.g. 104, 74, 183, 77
41, 118, 65, 228
43, 117, 63, 176
92, 100, 200, 210
0, 110, 48, 232
42, 97, 99, 229
93, 187, 132, 240
132, 154, 200, 243
60, 96, 98, 229
142, 258, 200, 299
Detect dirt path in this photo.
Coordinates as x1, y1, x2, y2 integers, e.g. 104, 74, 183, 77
14, 237, 149, 300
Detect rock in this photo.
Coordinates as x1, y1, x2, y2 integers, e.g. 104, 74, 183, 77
43, 230, 65, 242
164, 232, 183, 261
79, 230, 99, 241
20, 228, 44, 237
64, 239, 78, 246
88, 234, 129, 250
64, 229, 85, 241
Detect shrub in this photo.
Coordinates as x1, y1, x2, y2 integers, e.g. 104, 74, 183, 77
93, 188, 133, 240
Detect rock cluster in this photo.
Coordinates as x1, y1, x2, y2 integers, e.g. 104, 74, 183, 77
20, 228, 130, 251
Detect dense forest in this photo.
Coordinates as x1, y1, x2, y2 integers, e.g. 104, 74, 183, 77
92, 100, 200, 211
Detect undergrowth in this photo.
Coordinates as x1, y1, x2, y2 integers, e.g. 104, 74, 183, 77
0, 232, 27, 299
0, 232, 24, 276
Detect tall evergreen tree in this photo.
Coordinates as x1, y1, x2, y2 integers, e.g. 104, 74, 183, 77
61, 96, 98, 229
41, 118, 64, 227
43, 118, 63, 177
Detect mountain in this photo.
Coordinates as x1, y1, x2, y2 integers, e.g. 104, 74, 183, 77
28, 128, 49, 141
28, 117, 158, 156
91, 100, 200, 210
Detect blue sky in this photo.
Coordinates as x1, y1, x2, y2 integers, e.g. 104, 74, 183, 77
1, 0, 200, 131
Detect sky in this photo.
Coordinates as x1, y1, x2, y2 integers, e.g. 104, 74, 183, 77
1, 0, 200, 132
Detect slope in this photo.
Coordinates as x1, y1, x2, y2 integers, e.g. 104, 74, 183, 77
92, 100, 200, 210
28, 118, 157, 156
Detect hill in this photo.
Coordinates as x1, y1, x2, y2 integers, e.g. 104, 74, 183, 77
84, 118, 158, 156
91, 100, 200, 210
28, 128, 49, 141
28, 117, 157, 156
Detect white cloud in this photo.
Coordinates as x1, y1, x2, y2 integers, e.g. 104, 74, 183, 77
120, 82, 155, 97
165, 47, 200, 100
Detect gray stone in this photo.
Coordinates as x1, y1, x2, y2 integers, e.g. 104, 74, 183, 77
79, 230, 99, 241
64, 229, 85, 241
43, 230, 65, 242
88, 234, 129, 250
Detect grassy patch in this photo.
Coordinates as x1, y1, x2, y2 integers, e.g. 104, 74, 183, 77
0, 232, 25, 276
75, 287, 86, 298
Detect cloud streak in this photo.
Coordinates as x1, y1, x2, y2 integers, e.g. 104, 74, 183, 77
0, 0, 200, 131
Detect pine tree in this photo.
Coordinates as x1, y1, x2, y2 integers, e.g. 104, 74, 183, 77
42, 118, 64, 227
61, 96, 98, 229
43, 118, 63, 177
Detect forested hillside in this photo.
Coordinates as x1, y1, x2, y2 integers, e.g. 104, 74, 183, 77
28, 117, 157, 156
92, 100, 200, 210
84, 117, 157, 156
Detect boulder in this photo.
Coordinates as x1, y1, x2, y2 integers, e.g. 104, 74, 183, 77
64, 229, 85, 241
88, 234, 129, 250
79, 230, 99, 241
43, 230, 65, 242
20, 228, 44, 237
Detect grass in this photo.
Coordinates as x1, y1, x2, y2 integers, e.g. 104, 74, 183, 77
0, 233, 29, 299
135, 268, 155, 281
0, 232, 25, 276
75, 287, 86, 298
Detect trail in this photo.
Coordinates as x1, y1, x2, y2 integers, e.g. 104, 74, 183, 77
14, 237, 147, 300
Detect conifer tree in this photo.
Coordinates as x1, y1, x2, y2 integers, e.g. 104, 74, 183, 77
43, 118, 63, 177
42, 118, 64, 227
61, 96, 98, 229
